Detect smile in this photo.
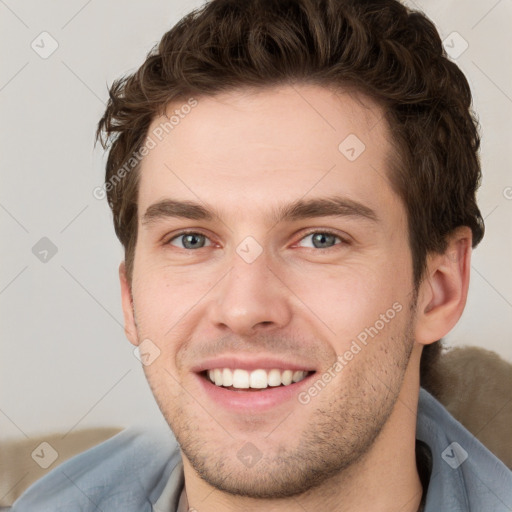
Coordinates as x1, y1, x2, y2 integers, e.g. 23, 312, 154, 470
204, 368, 312, 389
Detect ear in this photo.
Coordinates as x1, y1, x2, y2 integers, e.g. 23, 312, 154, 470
414, 226, 472, 346
119, 261, 139, 346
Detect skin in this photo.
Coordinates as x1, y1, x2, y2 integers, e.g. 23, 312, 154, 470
119, 84, 472, 512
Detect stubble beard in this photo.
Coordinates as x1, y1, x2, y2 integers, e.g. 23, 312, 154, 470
145, 313, 417, 500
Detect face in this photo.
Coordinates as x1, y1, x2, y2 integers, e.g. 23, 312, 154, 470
123, 85, 419, 498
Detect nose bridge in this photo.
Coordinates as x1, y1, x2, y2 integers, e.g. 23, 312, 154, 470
209, 238, 292, 335
229, 239, 271, 293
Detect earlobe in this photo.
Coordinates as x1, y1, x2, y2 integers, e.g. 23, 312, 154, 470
414, 227, 472, 345
119, 261, 139, 346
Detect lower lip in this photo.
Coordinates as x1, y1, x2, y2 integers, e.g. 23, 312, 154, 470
195, 372, 316, 412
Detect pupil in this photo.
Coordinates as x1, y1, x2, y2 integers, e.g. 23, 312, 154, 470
314, 233, 333, 248
185, 234, 202, 248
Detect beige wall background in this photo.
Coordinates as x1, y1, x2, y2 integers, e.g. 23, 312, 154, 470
1, 0, 511, 444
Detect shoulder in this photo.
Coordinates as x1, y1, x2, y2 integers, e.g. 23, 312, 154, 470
418, 387, 512, 512
10, 426, 182, 512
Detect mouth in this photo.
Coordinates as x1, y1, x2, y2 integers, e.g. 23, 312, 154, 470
202, 368, 314, 391
191, 355, 318, 411
195, 364, 317, 412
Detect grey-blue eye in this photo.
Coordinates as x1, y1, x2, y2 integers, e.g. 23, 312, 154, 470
297, 232, 342, 249
169, 232, 212, 249
167, 230, 344, 250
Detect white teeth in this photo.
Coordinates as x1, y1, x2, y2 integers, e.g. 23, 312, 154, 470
222, 368, 233, 386
292, 371, 306, 383
205, 368, 310, 389
249, 369, 268, 389
267, 369, 282, 387
281, 370, 293, 386
232, 369, 250, 389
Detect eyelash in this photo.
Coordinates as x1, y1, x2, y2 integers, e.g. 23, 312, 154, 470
164, 229, 350, 251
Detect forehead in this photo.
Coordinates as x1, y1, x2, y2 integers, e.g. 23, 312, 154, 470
137, 84, 401, 224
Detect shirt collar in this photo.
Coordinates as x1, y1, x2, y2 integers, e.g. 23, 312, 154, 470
153, 460, 185, 512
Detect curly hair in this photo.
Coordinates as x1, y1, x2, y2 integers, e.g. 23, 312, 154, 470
96, 0, 484, 390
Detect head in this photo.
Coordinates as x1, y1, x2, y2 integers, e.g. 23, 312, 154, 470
96, 0, 483, 499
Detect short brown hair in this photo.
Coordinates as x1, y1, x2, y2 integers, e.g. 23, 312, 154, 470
96, 0, 484, 388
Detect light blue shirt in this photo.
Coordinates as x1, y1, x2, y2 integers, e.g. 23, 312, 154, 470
10, 388, 512, 511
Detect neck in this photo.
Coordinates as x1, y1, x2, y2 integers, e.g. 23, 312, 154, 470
182, 348, 424, 512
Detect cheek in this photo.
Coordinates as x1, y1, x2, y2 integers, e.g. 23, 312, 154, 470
130, 263, 221, 365
132, 263, 198, 321
285, 262, 406, 342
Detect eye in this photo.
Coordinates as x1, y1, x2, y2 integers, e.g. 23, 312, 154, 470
165, 230, 348, 251
296, 231, 346, 250
167, 231, 213, 250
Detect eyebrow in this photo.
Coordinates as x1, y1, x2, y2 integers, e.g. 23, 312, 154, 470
141, 195, 379, 227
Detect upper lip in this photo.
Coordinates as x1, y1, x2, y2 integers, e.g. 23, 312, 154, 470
191, 355, 317, 373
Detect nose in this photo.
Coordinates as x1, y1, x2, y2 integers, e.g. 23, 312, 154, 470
207, 247, 293, 336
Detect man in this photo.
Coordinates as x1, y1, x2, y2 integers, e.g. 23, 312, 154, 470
11, 0, 512, 511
